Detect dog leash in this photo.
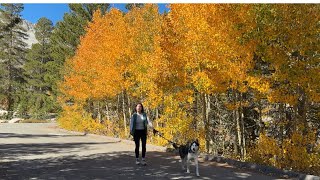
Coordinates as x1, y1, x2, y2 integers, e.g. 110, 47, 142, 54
152, 128, 180, 147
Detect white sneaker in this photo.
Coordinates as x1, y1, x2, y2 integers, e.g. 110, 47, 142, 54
141, 158, 147, 166
135, 158, 140, 165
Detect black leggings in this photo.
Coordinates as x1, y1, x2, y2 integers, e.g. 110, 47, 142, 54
134, 130, 147, 158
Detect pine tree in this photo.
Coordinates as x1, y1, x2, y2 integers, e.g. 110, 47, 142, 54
0, 4, 28, 118
125, 3, 144, 11
23, 17, 54, 118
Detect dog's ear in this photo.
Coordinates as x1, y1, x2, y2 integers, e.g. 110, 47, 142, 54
195, 138, 199, 144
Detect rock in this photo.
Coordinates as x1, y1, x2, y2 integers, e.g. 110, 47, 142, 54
22, 20, 38, 48
8, 118, 23, 123
49, 118, 56, 122
0, 109, 8, 116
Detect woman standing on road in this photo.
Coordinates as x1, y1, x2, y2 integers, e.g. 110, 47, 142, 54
130, 103, 153, 165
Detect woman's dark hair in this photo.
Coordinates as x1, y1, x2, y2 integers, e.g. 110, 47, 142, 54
134, 103, 144, 113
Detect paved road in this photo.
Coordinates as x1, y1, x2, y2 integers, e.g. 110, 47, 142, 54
0, 123, 287, 180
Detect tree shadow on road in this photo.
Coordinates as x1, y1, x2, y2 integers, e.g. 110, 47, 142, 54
0, 148, 279, 180
0, 142, 119, 161
0, 133, 86, 139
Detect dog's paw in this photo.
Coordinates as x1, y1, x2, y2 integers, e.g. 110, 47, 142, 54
186, 170, 190, 173
196, 174, 200, 177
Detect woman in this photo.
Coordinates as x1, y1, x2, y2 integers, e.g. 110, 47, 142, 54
130, 103, 153, 165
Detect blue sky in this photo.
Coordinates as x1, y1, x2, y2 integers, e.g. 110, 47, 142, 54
22, 4, 169, 25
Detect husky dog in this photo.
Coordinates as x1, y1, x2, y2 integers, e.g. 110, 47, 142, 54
173, 139, 200, 177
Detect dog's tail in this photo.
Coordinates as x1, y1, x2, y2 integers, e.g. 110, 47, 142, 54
172, 142, 179, 149
153, 128, 161, 136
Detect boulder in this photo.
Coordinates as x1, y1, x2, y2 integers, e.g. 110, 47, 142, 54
8, 118, 23, 123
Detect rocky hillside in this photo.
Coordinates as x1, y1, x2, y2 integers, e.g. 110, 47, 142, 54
22, 19, 38, 48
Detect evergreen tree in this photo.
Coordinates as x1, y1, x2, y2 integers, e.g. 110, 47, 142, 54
125, 3, 144, 11
23, 17, 54, 118
0, 4, 28, 118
